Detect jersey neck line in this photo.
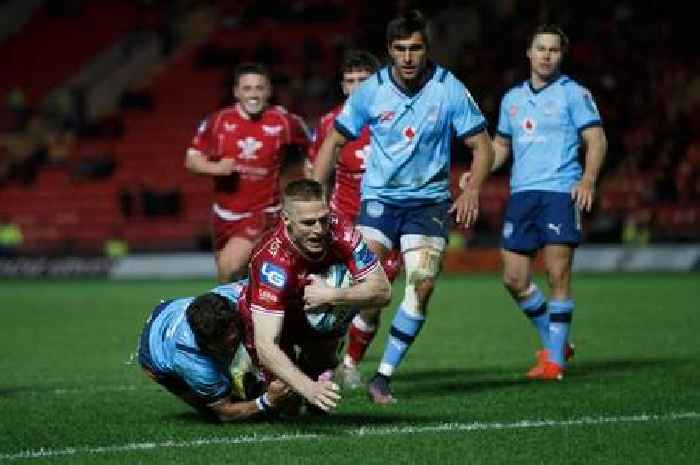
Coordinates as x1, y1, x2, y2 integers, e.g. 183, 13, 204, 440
388, 61, 437, 98
528, 73, 562, 95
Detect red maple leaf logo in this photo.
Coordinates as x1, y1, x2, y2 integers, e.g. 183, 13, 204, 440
404, 127, 415, 139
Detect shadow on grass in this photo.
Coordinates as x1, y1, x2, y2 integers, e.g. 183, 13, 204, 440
386, 357, 691, 397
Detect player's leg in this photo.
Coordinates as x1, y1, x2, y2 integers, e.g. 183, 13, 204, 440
341, 251, 401, 388
500, 192, 556, 369
368, 201, 448, 404
212, 211, 275, 282
502, 248, 550, 350
529, 192, 581, 379
215, 236, 254, 282
542, 244, 574, 369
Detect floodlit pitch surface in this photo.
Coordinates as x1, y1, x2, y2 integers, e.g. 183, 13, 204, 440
1, 273, 699, 464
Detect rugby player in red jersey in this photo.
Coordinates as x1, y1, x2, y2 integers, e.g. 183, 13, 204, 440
239, 179, 391, 412
186, 62, 310, 282
307, 51, 402, 389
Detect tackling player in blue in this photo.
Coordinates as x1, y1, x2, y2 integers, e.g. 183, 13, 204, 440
491, 24, 607, 380
314, 10, 494, 404
137, 281, 293, 421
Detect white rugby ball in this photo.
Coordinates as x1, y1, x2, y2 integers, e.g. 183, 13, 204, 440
306, 263, 356, 335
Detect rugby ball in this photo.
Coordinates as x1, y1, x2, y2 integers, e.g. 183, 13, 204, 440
305, 264, 356, 335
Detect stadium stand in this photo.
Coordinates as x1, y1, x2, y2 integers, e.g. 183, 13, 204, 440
0, 1, 698, 256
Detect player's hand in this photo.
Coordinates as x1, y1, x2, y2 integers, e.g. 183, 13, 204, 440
458, 171, 471, 190
571, 177, 595, 212
449, 183, 480, 229
217, 158, 236, 176
265, 380, 292, 407
303, 377, 341, 412
303, 274, 335, 311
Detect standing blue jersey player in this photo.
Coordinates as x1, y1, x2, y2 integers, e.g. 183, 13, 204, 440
137, 281, 293, 421
313, 10, 494, 404
490, 25, 607, 380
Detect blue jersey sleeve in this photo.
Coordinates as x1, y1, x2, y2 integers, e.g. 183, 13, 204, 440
172, 347, 231, 404
565, 83, 602, 131
334, 78, 373, 140
449, 77, 487, 139
496, 93, 513, 138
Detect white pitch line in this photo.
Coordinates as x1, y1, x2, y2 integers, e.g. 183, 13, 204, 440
1, 411, 698, 461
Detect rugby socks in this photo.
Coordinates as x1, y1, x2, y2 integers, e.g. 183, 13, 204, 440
547, 299, 574, 366
377, 306, 425, 377
345, 315, 377, 367
517, 286, 550, 348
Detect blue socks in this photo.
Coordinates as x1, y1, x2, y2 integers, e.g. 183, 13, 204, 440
518, 287, 550, 348
377, 306, 425, 377
547, 299, 574, 366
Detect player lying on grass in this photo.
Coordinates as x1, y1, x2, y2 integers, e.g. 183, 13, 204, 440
137, 281, 295, 421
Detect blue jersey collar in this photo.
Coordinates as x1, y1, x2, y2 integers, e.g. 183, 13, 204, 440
528, 73, 563, 95
388, 61, 437, 97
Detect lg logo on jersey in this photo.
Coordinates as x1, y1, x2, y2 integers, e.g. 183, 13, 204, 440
260, 262, 287, 288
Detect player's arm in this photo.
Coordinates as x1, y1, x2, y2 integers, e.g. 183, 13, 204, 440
450, 129, 495, 228
253, 311, 340, 411
304, 264, 390, 310
572, 125, 607, 212
459, 133, 510, 189
491, 134, 512, 173
184, 148, 236, 177
312, 128, 347, 185
207, 380, 291, 422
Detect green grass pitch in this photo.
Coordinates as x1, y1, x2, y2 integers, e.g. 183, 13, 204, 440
1, 273, 699, 464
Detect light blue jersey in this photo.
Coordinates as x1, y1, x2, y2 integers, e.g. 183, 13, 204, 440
144, 282, 246, 403
335, 64, 486, 205
497, 74, 602, 193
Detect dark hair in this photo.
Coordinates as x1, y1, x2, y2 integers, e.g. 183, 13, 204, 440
386, 10, 429, 48
283, 179, 325, 203
341, 50, 381, 75
186, 293, 237, 350
529, 24, 569, 54
233, 62, 271, 87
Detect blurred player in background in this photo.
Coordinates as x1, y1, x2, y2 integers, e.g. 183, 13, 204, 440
185, 62, 310, 282
306, 50, 402, 390
491, 25, 607, 380
243, 179, 391, 412
137, 281, 293, 421
314, 11, 494, 404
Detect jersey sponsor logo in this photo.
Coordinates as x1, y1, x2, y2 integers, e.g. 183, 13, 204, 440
521, 117, 537, 134
259, 262, 287, 288
237, 137, 263, 160
503, 221, 514, 239
366, 201, 384, 218
258, 288, 280, 303
352, 241, 375, 270
509, 105, 518, 117
403, 126, 416, 141
262, 124, 283, 136
223, 121, 237, 132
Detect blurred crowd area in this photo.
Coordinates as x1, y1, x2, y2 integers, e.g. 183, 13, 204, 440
0, 0, 698, 257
